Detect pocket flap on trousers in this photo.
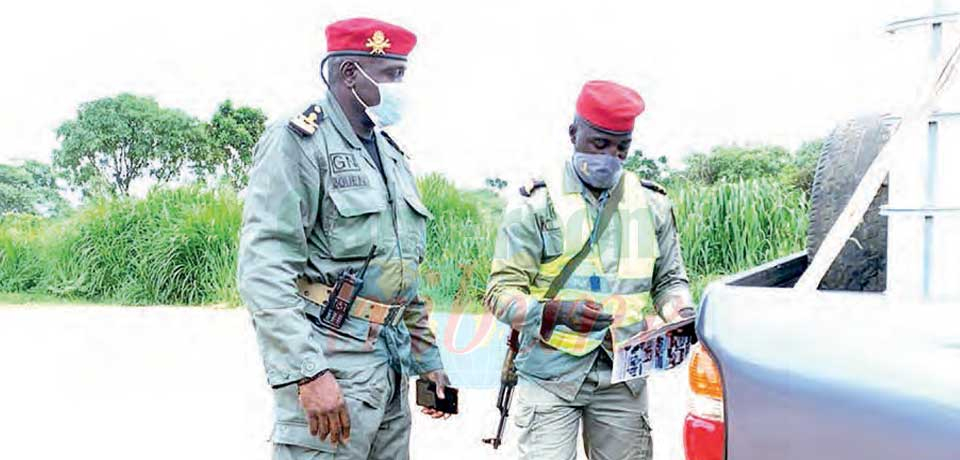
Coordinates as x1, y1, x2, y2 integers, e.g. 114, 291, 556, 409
271, 421, 337, 453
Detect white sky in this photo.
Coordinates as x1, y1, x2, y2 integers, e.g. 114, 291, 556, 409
0, 0, 955, 190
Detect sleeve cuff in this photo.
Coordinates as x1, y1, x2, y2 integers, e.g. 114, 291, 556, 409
519, 296, 546, 338
539, 301, 560, 340
267, 354, 328, 388
410, 346, 444, 375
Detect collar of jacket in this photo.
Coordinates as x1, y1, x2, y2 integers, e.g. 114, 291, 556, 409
320, 91, 362, 150
321, 92, 402, 163
561, 160, 583, 194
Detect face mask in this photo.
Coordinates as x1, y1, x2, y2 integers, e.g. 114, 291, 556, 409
351, 64, 406, 128
572, 151, 624, 189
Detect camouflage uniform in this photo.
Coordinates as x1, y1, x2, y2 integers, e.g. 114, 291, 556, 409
485, 161, 692, 459
237, 92, 443, 459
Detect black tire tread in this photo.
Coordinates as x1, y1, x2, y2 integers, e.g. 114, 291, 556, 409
806, 115, 892, 291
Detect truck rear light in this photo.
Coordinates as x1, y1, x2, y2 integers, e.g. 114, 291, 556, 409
689, 344, 724, 403
685, 344, 725, 460
688, 344, 724, 420
684, 413, 725, 460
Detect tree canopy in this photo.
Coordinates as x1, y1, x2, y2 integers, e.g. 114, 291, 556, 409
53, 93, 206, 196
195, 100, 266, 189
623, 149, 670, 182
0, 161, 69, 216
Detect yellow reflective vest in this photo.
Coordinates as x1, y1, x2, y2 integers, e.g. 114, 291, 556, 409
530, 170, 660, 356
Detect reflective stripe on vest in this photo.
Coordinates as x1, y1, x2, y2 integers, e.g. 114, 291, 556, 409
530, 171, 659, 356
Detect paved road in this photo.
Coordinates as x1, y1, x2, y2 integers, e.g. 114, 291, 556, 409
0, 306, 688, 460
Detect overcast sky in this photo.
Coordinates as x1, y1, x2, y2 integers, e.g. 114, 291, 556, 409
1, 0, 955, 190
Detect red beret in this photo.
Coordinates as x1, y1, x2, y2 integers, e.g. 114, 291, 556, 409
325, 18, 417, 60
575, 80, 645, 133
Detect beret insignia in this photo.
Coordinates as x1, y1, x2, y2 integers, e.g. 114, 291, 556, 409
365, 30, 391, 55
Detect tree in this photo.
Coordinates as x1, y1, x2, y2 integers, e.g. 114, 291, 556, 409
782, 139, 824, 195
683, 144, 791, 185
195, 100, 267, 189
0, 161, 69, 216
53, 93, 206, 196
485, 177, 508, 191
623, 149, 670, 182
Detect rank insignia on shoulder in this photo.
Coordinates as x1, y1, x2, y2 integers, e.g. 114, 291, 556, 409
519, 178, 546, 197
288, 104, 324, 137
640, 179, 668, 196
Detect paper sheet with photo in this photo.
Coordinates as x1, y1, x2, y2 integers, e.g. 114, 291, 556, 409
611, 318, 697, 383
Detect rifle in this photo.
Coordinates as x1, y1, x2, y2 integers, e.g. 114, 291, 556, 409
482, 329, 520, 449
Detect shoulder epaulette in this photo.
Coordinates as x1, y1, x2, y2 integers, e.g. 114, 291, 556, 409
518, 179, 546, 197
640, 179, 668, 196
288, 104, 324, 137
380, 130, 408, 158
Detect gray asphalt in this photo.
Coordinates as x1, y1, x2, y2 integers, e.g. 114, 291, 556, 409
0, 306, 688, 460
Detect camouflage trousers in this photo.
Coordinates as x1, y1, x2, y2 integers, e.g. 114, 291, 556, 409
271, 362, 410, 460
515, 356, 653, 460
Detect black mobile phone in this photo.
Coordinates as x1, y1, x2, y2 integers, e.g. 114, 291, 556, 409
415, 378, 459, 414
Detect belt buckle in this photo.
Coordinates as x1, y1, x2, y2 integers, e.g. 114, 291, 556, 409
383, 306, 402, 326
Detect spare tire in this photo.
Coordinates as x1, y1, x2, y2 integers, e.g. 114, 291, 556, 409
806, 115, 896, 291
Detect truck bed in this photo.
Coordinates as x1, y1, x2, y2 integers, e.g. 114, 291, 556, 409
696, 252, 960, 460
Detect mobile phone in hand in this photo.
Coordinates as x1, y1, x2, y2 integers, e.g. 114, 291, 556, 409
415, 378, 459, 414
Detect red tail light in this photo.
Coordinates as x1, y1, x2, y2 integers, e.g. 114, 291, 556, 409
684, 344, 725, 460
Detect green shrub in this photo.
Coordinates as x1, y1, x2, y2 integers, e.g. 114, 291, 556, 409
684, 145, 791, 185
780, 139, 823, 196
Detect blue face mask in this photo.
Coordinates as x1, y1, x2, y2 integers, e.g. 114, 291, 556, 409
572, 151, 624, 189
352, 64, 406, 128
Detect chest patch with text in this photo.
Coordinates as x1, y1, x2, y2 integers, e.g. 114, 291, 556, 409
329, 153, 361, 174
331, 174, 370, 190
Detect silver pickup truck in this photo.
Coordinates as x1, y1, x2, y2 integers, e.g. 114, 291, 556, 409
685, 252, 960, 460
682, 9, 960, 460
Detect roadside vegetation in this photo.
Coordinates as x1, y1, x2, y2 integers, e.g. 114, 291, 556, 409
0, 93, 818, 309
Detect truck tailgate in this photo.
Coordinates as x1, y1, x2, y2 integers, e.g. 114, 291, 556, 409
699, 270, 960, 459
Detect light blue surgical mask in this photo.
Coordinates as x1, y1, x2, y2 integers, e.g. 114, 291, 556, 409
572, 151, 623, 189
352, 64, 406, 128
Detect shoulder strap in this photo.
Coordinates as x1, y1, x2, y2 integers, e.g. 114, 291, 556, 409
543, 178, 625, 299
506, 178, 625, 355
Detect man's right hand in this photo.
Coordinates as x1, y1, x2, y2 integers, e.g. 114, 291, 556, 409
548, 300, 613, 333
298, 371, 350, 446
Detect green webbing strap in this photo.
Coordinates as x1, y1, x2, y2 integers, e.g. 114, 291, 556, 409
543, 178, 625, 300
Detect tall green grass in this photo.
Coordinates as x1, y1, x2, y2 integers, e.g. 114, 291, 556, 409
0, 176, 807, 308
0, 186, 241, 305
417, 174, 496, 311
0, 177, 496, 308
672, 179, 808, 279
0, 214, 48, 292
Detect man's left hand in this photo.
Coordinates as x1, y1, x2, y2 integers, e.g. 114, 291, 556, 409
419, 370, 454, 420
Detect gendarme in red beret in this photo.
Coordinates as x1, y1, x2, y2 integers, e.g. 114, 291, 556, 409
576, 80, 646, 133
325, 18, 417, 60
